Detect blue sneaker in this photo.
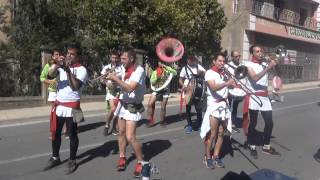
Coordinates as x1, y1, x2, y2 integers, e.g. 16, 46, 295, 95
214, 158, 225, 168
203, 158, 214, 169
185, 125, 192, 134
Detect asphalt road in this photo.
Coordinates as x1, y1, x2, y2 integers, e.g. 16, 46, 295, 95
0, 88, 319, 180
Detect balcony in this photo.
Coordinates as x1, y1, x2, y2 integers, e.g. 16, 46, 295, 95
247, 0, 318, 30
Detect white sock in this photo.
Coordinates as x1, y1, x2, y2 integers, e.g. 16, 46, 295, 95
263, 144, 271, 149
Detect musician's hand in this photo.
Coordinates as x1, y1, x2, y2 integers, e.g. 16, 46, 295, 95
226, 79, 236, 87
106, 73, 117, 81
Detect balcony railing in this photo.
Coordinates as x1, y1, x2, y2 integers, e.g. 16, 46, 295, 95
247, 0, 318, 30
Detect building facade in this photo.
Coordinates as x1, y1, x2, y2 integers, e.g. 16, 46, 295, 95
220, 0, 320, 83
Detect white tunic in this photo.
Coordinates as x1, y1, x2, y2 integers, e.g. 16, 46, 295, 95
244, 61, 272, 111
55, 66, 88, 117
114, 65, 146, 121
200, 69, 231, 139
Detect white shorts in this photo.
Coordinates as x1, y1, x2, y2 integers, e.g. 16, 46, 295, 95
113, 103, 142, 122
47, 92, 57, 102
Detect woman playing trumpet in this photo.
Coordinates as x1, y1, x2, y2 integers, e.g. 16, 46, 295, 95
101, 50, 123, 136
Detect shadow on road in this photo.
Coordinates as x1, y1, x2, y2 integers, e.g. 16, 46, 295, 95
127, 139, 172, 165
76, 140, 119, 166
78, 121, 105, 134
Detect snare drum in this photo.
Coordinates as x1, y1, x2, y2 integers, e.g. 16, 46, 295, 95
184, 76, 205, 105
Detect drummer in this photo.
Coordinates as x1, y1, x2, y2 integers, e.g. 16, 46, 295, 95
147, 60, 177, 127
179, 55, 206, 134
225, 50, 246, 133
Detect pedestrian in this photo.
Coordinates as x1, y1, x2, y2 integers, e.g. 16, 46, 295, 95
179, 55, 205, 134
225, 50, 246, 133
101, 49, 123, 136
105, 47, 147, 178
200, 53, 235, 169
243, 45, 279, 159
43, 43, 88, 174
147, 60, 177, 127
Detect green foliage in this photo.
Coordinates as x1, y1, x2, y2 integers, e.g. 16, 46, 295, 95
0, 0, 226, 96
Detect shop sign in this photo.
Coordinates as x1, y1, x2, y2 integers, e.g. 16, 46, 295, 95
287, 26, 320, 41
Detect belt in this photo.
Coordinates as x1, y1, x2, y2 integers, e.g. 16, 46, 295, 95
50, 101, 80, 140
242, 91, 268, 135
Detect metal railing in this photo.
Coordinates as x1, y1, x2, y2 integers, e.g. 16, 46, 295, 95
247, 0, 318, 30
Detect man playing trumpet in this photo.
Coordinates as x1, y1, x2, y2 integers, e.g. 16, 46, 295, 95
147, 60, 177, 127
101, 50, 123, 136
243, 45, 279, 159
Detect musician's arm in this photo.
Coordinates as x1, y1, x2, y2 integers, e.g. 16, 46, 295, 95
247, 61, 277, 81
48, 64, 59, 78
112, 77, 139, 92
207, 79, 233, 91
64, 67, 83, 91
40, 64, 55, 85
179, 77, 185, 88
164, 65, 177, 76
150, 70, 158, 85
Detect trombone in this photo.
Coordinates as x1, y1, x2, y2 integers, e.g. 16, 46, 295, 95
223, 63, 263, 107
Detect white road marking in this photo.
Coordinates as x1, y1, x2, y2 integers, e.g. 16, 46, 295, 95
0, 127, 183, 165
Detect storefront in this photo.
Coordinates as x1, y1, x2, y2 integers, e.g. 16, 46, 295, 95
245, 16, 320, 83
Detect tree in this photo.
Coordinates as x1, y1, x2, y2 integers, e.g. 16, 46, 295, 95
0, 0, 226, 96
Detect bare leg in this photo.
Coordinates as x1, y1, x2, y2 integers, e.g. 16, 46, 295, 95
118, 118, 127, 157
147, 95, 157, 126
160, 98, 168, 124
213, 124, 225, 158
125, 120, 143, 161
205, 116, 219, 158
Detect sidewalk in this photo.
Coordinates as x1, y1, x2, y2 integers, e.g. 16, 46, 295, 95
0, 81, 319, 124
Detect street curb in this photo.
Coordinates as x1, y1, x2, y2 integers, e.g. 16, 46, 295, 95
0, 81, 319, 125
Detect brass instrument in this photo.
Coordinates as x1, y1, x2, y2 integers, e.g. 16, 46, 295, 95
223, 63, 263, 107
156, 37, 184, 63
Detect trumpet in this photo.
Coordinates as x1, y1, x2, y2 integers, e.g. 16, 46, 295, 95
223, 63, 263, 107
89, 67, 116, 84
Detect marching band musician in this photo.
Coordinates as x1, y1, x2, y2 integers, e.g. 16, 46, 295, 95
147, 60, 177, 127
200, 53, 235, 169
40, 49, 68, 139
225, 50, 246, 133
44, 43, 88, 174
101, 50, 123, 136
105, 47, 147, 178
243, 45, 279, 159
179, 55, 205, 134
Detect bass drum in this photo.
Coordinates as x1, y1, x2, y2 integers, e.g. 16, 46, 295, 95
184, 77, 205, 105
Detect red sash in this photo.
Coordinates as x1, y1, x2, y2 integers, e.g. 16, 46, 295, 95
50, 101, 80, 140
242, 91, 268, 135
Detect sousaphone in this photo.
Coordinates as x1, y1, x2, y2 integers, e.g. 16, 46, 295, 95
151, 37, 184, 92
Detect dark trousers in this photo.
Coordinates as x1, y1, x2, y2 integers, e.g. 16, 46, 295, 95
228, 95, 243, 125
247, 110, 273, 145
186, 100, 202, 127
52, 116, 79, 160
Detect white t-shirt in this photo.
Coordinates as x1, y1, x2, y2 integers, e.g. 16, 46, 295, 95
55, 66, 88, 117
225, 61, 246, 97
244, 61, 268, 92
179, 64, 205, 86
120, 65, 146, 104
205, 69, 228, 106
244, 61, 272, 111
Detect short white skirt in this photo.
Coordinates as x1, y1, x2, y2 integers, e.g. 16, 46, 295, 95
47, 92, 57, 102
113, 103, 142, 122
